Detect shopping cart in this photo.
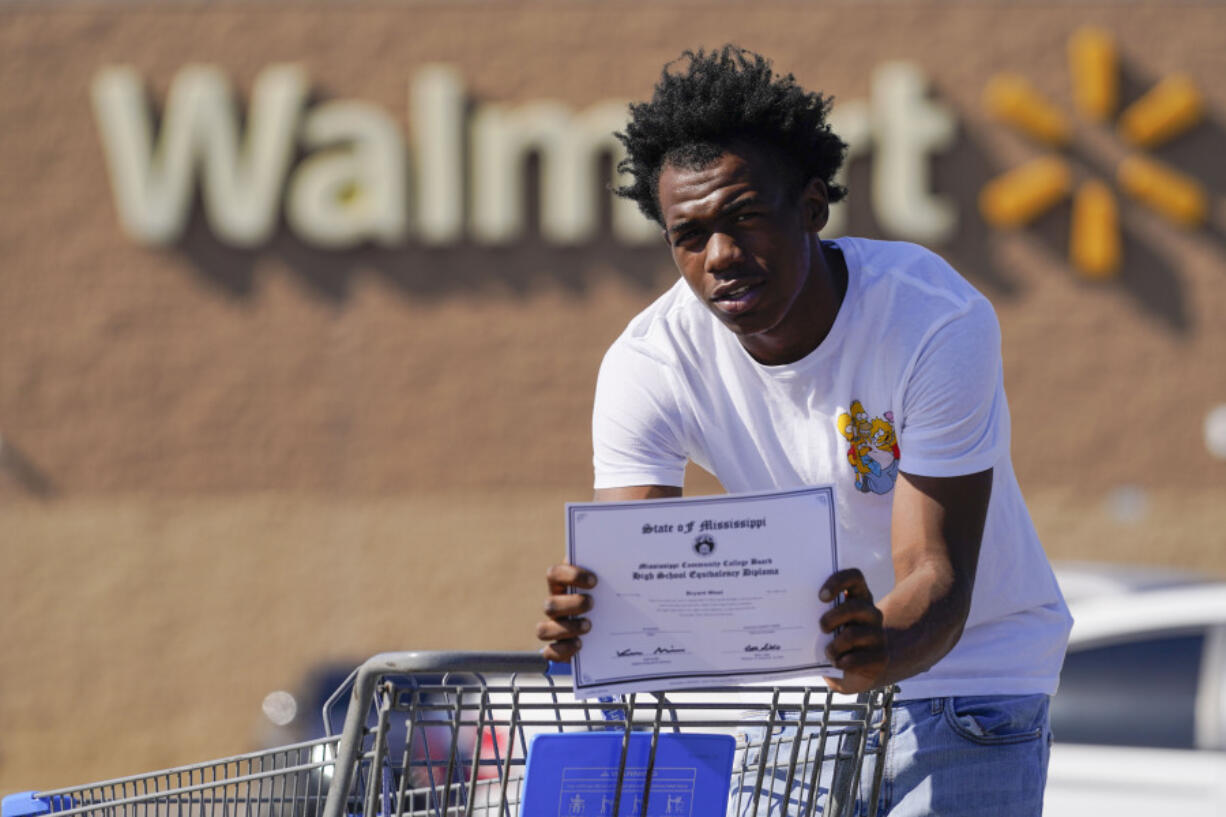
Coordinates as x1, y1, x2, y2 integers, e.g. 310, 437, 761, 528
2, 651, 894, 817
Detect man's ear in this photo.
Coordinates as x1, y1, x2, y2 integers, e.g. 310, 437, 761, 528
802, 177, 830, 233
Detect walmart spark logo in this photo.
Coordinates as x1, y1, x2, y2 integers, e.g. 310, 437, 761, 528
979, 28, 1208, 278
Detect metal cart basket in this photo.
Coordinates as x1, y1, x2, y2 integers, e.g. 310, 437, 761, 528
3, 651, 894, 817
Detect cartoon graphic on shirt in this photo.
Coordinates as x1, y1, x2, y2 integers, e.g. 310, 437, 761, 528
836, 402, 901, 494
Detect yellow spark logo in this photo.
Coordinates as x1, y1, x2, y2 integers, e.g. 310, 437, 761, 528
979, 28, 1208, 279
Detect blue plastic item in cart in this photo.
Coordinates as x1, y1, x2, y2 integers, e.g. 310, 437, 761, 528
520, 731, 735, 817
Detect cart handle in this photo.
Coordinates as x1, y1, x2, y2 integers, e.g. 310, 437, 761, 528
3, 793, 70, 817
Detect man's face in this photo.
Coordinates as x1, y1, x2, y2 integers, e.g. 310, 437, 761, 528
657, 145, 829, 364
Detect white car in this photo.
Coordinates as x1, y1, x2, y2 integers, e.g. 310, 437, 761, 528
1045, 562, 1226, 816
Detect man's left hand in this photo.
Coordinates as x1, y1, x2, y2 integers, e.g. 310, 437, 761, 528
819, 568, 887, 694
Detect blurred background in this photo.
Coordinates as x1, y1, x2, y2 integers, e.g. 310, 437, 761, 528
1, 0, 1224, 796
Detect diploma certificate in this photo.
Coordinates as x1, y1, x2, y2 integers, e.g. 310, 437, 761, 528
567, 486, 839, 698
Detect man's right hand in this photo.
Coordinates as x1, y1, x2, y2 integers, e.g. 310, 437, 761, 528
536, 563, 598, 662
538, 486, 675, 661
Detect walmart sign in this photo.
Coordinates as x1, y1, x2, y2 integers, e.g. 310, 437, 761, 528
90, 62, 958, 250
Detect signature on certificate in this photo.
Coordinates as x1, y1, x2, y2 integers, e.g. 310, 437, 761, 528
614, 645, 686, 658
744, 643, 783, 653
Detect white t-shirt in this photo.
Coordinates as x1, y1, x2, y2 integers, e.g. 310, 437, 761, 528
592, 236, 1071, 699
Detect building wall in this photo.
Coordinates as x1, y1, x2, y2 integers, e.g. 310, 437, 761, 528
1, 1, 1224, 791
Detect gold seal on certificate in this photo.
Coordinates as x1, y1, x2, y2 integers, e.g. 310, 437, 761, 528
566, 486, 840, 698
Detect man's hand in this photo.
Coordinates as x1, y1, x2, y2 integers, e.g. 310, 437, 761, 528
536, 563, 598, 662
536, 485, 679, 661
819, 568, 887, 694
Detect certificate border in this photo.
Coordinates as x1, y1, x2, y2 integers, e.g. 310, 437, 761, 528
567, 486, 839, 694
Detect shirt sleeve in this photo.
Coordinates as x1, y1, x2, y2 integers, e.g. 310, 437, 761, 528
592, 341, 688, 490
897, 297, 1010, 478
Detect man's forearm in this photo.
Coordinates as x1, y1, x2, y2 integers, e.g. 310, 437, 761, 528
876, 554, 973, 686
871, 469, 990, 688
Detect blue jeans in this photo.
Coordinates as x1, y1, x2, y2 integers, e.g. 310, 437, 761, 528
729, 694, 1052, 816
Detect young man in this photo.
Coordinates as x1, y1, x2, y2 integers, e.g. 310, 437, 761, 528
536, 47, 1071, 816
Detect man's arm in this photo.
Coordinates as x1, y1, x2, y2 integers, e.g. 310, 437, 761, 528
536, 484, 682, 661
593, 485, 683, 502
820, 468, 992, 693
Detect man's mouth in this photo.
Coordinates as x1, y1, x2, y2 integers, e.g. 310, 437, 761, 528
711, 279, 764, 314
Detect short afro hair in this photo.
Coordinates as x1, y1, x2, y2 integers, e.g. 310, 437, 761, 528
614, 46, 848, 226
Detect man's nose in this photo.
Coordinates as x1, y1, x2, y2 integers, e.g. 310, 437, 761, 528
705, 231, 744, 274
